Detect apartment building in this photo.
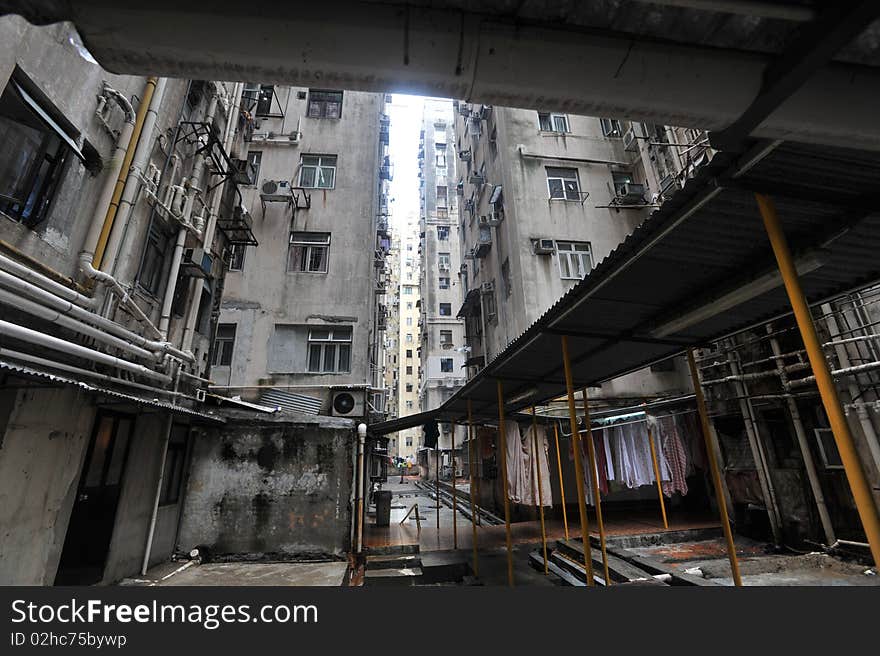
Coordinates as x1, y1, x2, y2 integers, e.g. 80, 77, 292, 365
418, 99, 467, 454
382, 234, 401, 456
396, 225, 422, 463
453, 103, 701, 402
0, 17, 246, 584
214, 87, 391, 422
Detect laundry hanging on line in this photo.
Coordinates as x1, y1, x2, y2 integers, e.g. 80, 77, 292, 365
504, 421, 553, 507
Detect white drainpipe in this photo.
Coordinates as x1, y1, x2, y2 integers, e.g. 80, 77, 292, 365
0, 287, 155, 361
0, 318, 172, 384
103, 78, 169, 276
80, 82, 136, 269
158, 88, 219, 339
0, 267, 192, 362
0, 252, 95, 309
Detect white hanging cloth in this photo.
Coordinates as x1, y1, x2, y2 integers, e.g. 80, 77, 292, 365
521, 424, 553, 507
504, 421, 526, 503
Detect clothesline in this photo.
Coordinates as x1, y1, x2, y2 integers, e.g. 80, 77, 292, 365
555, 408, 698, 437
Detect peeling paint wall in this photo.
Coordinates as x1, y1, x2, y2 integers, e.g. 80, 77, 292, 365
177, 412, 356, 559
0, 386, 94, 585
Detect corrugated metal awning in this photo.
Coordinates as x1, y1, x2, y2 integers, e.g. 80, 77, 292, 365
371, 139, 880, 433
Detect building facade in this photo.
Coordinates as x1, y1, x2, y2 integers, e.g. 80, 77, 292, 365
452, 103, 700, 405
0, 17, 248, 584
395, 224, 422, 463
214, 87, 391, 422
418, 99, 467, 454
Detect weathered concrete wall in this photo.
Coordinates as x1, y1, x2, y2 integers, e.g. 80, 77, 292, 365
101, 414, 187, 584
0, 386, 95, 585
177, 411, 356, 559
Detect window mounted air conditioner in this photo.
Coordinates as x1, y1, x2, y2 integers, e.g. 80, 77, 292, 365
616, 183, 646, 204
458, 148, 472, 162
487, 211, 503, 227
623, 129, 638, 152
260, 179, 293, 202
533, 239, 555, 255
469, 173, 485, 185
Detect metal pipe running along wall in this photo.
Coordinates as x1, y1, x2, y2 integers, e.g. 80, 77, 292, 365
6, 1, 880, 150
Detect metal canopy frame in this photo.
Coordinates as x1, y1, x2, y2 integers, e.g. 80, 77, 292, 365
371, 137, 880, 433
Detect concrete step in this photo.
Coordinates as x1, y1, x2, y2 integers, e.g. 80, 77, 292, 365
528, 551, 584, 587
555, 538, 664, 584
363, 566, 424, 587
419, 550, 469, 584
365, 554, 422, 570
363, 543, 420, 557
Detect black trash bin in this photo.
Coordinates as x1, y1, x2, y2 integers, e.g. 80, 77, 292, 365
375, 490, 392, 527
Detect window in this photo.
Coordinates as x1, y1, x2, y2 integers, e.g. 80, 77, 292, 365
307, 326, 352, 373
435, 146, 447, 168
406, 401, 414, 410
307, 90, 343, 119
612, 171, 635, 195
546, 167, 581, 201
600, 118, 622, 137
439, 303, 452, 316
406, 365, 413, 375
244, 151, 262, 184
439, 276, 450, 289
406, 436, 413, 446
406, 333, 413, 343
288, 232, 330, 272
436, 185, 448, 208
406, 302, 413, 310
406, 349, 413, 359
438, 252, 451, 270
159, 425, 189, 505
538, 112, 569, 133
139, 224, 172, 295
501, 258, 512, 298
440, 358, 454, 373
406, 383, 413, 393
557, 241, 593, 280
483, 288, 497, 321
227, 243, 246, 271
212, 323, 236, 366
406, 316, 412, 326
440, 330, 453, 346
437, 226, 449, 240
403, 286, 414, 295
299, 155, 337, 189
0, 76, 74, 226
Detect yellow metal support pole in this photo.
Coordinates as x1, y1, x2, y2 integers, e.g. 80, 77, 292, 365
756, 192, 880, 567
467, 400, 479, 577
554, 422, 570, 541
496, 380, 514, 586
531, 407, 549, 574
646, 420, 669, 530
687, 349, 742, 586
581, 388, 610, 586
561, 335, 595, 585
452, 426, 458, 549
93, 76, 158, 269
436, 447, 440, 531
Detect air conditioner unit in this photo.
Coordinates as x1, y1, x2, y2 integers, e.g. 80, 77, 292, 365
260, 179, 293, 202
438, 263, 450, 272
478, 215, 490, 227
458, 148, 472, 161
533, 239, 555, 255
469, 173, 485, 185
487, 211, 503, 227
659, 174, 681, 196
616, 182, 646, 204
445, 378, 455, 388
331, 389, 365, 417
623, 129, 638, 152
480, 281, 495, 294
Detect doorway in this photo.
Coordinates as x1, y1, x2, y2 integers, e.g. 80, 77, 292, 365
54, 412, 133, 585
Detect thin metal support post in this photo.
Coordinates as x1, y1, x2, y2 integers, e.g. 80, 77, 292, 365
581, 388, 610, 586
531, 407, 548, 574
436, 447, 440, 531
756, 192, 880, 566
451, 426, 458, 549
561, 335, 594, 585
687, 349, 743, 586
467, 399, 479, 577
646, 419, 669, 530
554, 422, 569, 540
496, 380, 514, 586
